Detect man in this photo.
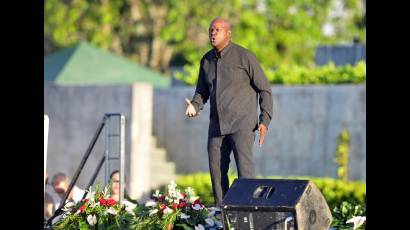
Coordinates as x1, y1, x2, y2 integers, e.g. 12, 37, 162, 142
185, 17, 273, 207
51, 172, 85, 210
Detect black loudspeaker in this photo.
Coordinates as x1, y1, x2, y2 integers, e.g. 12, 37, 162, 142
221, 179, 332, 230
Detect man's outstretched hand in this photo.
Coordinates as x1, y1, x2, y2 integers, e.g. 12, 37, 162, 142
258, 123, 267, 146
185, 98, 198, 117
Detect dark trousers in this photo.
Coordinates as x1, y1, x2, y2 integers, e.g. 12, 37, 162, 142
207, 129, 256, 207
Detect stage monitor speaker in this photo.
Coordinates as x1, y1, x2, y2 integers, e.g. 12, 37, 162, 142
221, 179, 332, 230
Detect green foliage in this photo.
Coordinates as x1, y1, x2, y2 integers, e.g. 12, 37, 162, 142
165, 0, 365, 67
176, 173, 366, 210
331, 201, 366, 229
45, 0, 365, 72
335, 129, 350, 181
176, 60, 366, 86
45, 0, 123, 51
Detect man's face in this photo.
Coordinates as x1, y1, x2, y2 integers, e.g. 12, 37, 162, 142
53, 178, 68, 195
209, 21, 230, 49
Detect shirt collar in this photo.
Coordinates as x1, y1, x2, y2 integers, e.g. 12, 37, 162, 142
213, 42, 233, 59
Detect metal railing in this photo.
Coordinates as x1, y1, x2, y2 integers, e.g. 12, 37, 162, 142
44, 113, 125, 229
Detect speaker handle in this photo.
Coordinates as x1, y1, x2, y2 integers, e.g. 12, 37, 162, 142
252, 186, 275, 199
264, 186, 275, 199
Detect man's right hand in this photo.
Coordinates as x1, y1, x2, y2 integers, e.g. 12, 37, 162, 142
185, 98, 198, 117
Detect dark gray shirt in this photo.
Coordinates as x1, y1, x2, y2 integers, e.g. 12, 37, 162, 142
191, 42, 273, 136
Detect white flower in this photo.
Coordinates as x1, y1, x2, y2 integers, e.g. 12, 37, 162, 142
149, 209, 159, 216
185, 187, 195, 197
88, 192, 95, 203
122, 200, 137, 215
163, 206, 174, 215
346, 216, 366, 229
180, 213, 190, 219
152, 190, 161, 198
86, 214, 97, 226
195, 224, 205, 230
205, 218, 215, 226
145, 200, 157, 207
168, 180, 177, 194
65, 202, 75, 208
106, 207, 118, 215
192, 204, 202, 210
62, 202, 75, 211
89, 202, 99, 208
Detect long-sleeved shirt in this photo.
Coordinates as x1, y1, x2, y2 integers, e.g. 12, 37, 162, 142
191, 42, 273, 136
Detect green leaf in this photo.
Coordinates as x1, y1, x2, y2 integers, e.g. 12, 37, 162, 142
175, 223, 194, 230
79, 220, 89, 230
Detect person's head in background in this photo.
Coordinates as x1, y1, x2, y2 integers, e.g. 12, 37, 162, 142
52, 172, 71, 199
109, 170, 123, 201
44, 192, 54, 219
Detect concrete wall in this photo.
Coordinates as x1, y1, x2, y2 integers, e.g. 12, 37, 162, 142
153, 85, 366, 181
45, 83, 366, 192
315, 44, 366, 66
44, 83, 133, 190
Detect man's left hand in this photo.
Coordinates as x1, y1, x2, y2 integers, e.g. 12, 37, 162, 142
258, 123, 267, 146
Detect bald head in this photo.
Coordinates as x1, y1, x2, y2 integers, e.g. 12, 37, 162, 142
210, 17, 231, 31
209, 17, 232, 51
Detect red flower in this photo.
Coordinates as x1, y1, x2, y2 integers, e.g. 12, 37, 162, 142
173, 203, 179, 210
159, 195, 165, 201
178, 201, 186, 209
181, 193, 187, 198
193, 199, 201, 205
80, 204, 86, 213
160, 204, 167, 210
100, 198, 107, 206
107, 198, 117, 206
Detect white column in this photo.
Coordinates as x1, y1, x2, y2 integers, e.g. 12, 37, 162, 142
129, 83, 153, 201
44, 115, 49, 196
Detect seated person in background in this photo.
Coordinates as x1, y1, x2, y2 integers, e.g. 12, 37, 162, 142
51, 172, 85, 210
109, 170, 136, 212
109, 170, 134, 202
109, 170, 121, 202
44, 192, 54, 219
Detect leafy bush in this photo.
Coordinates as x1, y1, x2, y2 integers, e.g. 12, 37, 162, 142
335, 129, 350, 181
331, 201, 366, 229
175, 61, 366, 86
176, 173, 366, 210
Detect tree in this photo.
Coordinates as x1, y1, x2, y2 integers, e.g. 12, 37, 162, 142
45, 0, 173, 73
45, 0, 365, 74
